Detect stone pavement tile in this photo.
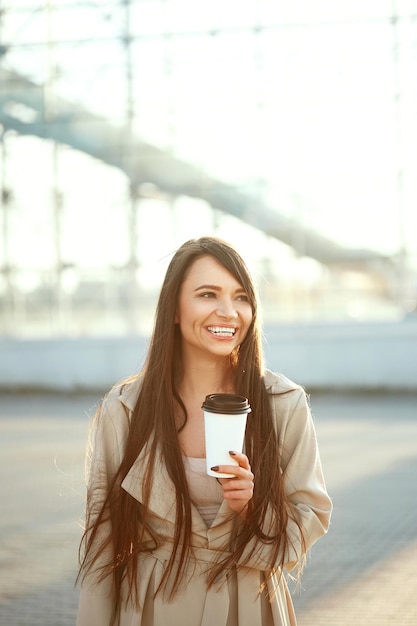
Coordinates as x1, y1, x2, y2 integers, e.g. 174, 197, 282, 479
296, 539, 417, 625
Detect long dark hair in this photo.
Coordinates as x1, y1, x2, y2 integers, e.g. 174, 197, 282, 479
78, 236, 304, 616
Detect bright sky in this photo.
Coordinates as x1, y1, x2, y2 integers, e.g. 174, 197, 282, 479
1, 0, 417, 287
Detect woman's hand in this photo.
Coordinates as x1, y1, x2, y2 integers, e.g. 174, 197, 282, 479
211, 451, 254, 518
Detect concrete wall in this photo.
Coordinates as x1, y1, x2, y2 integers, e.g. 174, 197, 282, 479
1, 319, 416, 393
263, 319, 417, 392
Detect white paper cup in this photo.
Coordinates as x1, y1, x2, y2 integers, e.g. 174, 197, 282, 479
202, 394, 251, 478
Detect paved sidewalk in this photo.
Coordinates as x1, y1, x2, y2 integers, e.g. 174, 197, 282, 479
297, 540, 417, 625
0, 391, 416, 625
293, 392, 417, 625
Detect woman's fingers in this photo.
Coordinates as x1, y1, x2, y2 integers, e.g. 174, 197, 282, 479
213, 452, 254, 515
211, 451, 252, 480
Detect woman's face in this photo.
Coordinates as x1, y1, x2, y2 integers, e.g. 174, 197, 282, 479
176, 255, 253, 360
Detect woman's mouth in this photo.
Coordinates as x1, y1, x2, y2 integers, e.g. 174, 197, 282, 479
207, 326, 236, 338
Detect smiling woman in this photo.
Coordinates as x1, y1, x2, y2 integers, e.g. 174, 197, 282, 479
76, 236, 332, 626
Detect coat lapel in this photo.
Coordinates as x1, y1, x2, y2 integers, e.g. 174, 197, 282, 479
121, 447, 210, 536
118, 378, 215, 537
121, 444, 177, 523
118, 380, 178, 524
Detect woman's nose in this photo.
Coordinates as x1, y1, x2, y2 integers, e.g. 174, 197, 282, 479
217, 298, 238, 318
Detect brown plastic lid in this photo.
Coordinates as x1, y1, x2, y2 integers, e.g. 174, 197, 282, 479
201, 393, 251, 414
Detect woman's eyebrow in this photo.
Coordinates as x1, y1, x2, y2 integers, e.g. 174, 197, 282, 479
194, 284, 221, 292
194, 284, 246, 293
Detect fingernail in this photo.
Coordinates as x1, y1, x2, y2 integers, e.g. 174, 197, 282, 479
210, 466, 219, 472
229, 451, 237, 456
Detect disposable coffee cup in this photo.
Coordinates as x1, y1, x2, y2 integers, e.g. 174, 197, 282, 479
202, 394, 251, 478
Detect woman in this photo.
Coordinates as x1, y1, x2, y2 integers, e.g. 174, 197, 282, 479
77, 236, 332, 626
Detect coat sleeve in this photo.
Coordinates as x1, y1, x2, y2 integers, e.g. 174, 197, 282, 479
237, 386, 332, 571
76, 390, 128, 626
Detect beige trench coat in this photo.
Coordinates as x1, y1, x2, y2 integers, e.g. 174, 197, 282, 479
77, 370, 332, 626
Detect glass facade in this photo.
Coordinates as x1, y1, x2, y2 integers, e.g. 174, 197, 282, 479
1, 1, 416, 335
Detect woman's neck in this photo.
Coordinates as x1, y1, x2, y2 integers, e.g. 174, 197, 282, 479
180, 357, 234, 400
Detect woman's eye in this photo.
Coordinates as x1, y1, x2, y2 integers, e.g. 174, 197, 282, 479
236, 294, 249, 302
200, 292, 216, 298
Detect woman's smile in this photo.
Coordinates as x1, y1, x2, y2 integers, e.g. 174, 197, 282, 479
206, 325, 236, 338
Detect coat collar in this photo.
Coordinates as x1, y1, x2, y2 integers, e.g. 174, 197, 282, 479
118, 376, 142, 412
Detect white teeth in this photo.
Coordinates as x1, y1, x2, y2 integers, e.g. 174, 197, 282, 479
208, 326, 236, 337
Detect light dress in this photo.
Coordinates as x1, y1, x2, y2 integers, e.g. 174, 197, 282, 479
183, 456, 223, 527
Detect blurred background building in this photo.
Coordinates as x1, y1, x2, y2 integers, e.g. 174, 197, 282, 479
0, 1, 416, 391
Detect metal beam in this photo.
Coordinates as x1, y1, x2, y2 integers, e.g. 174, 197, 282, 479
0, 67, 391, 269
